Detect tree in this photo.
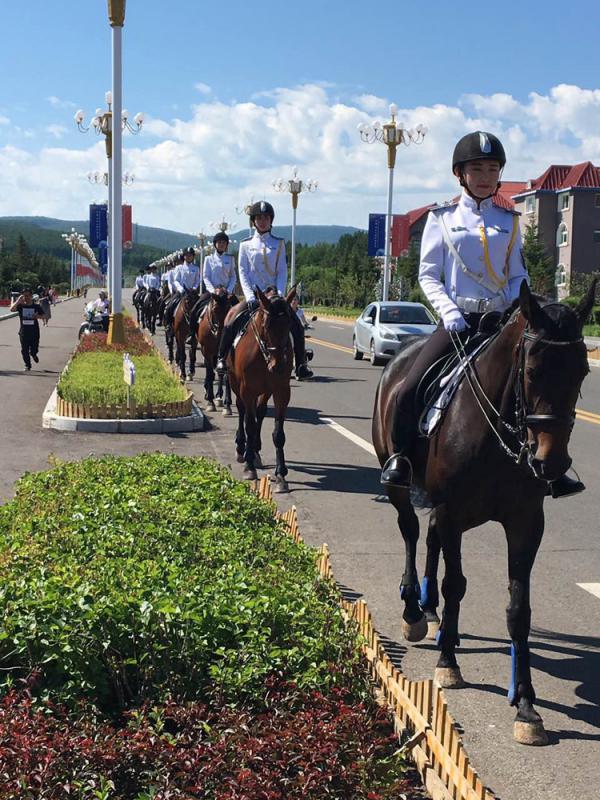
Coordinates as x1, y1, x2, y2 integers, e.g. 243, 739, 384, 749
521, 222, 555, 297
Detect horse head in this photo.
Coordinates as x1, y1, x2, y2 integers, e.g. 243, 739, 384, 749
517, 279, 594, 481
255, 286, 293, 374
209, 290, 232, 330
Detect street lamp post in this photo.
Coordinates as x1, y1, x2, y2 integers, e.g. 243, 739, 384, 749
61, 229, 100, 293
273, 167, 318, 289
235, 196, 255, 238
358, 104, 426, 302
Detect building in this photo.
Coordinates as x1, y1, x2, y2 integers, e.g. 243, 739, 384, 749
512, 163, 600, 298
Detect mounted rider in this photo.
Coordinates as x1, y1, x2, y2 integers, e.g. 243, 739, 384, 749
132, 269, 145, 306
188, 232, 239, 336
380, 130, 583, 499
163, 247, 200, 328
215, 200, 313, 380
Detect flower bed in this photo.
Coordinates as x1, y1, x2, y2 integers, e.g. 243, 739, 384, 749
0, 455, 425, 798
57, 316, 190, 416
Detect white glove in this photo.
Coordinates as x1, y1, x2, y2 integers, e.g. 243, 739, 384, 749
442, 307, 467, 333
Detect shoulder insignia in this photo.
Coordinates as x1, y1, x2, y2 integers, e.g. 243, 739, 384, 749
269, 234, 284, 241
241, 236, 252, 242
431, 200, 458, 212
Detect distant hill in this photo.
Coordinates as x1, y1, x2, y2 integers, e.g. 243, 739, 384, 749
1, 216, 362, 253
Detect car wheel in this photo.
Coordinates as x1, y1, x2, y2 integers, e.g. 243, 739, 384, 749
352, 336, 363, 360
369, 340, 384, 366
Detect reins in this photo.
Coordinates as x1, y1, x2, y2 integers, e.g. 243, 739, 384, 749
448, 316, 583, 473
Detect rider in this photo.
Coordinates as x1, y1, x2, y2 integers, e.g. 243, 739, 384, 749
380, 130, 583, 499
163, 247, 201, 332
215, 201, 313, 380
188, 232, 239, 335
143, 264, 161, 292
133, 269, 145, 305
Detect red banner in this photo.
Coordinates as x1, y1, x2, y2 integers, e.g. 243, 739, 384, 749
122, 204, 133, 246
391, 214, 410, 257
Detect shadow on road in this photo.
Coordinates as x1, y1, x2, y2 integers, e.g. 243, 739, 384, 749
287, 459, 381, 494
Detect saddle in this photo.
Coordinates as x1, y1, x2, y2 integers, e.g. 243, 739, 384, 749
417, 312, 502, 436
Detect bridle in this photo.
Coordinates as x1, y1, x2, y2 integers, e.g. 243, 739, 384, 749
449, 319, 584, 473
250, 302, 291, 370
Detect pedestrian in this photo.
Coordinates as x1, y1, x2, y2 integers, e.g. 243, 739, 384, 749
379, 130, 583, 499
38, 286, 51, 326
215, 201, 313, 380
10, 287, 44, 371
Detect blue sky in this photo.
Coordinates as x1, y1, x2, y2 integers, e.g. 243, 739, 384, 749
1, 0, 600, 232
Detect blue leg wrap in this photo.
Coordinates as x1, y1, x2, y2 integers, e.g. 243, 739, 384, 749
400, 581, 420, 600
508, 642, 517, 705
420, 576, 437, 609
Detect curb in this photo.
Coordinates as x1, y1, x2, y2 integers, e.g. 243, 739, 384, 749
42, 388, 206, 433
0, 296, 77, 322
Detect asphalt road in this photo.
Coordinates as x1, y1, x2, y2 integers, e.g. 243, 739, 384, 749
1, 293, 599, 800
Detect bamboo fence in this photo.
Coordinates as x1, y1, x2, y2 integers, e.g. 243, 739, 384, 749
255, 475, 498, 800
55, 393, 193, 420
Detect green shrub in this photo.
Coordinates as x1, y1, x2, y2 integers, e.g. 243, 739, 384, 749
0, 455, 362, 715
58, 352, 187, 406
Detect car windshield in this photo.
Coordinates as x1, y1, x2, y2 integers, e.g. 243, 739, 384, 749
379, 305, 433, 324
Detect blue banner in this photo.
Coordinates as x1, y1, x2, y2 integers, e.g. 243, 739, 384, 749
89, 204, 108, 248
368, 213, 386, 257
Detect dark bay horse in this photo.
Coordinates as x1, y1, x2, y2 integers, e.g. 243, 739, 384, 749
227, 287, 295, 492
197, 290, 235, 415
372, 280, 595, 746
132, 289, 144, 326
173, 289, 199, 382
142, 288, 160, 335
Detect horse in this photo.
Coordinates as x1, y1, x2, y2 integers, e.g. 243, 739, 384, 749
227, 287, 296, 492
372, 280, 595, 746
132, 288, 145, 326
157, 282, 169, 327
197, 289, 235, 415
142, 288, 160, 335
172, 289, 199, 382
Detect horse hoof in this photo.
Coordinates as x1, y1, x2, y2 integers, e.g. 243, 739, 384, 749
434, 667, 466, 689
243, 469, 257, 481
186, 375, 193, 383
236, 453, 245, 463
206, 402, 216, 412
402, 616, 428, 643
222, 406, 232, 417
426, 619, 441, 640
215, 398, 223, 408
514, 720, 548, 746
273, 478, 289, 493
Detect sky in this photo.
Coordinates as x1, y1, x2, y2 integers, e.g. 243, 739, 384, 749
1, 0, 600, 234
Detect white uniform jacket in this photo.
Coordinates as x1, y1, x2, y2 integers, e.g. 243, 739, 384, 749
203, 253, 237, 294
143, 272, 161, 290
418, 190, 529, 320
238, 230, 287, 302
173, 263, 201, 294
134, 276, 145, 290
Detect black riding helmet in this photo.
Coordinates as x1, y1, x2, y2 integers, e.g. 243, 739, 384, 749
183, 246, 196, 257
213, 231, 229, 245
248, 200, 275, 224
452, 131, 506, 173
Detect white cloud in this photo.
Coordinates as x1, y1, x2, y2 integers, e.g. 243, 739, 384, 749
46, 95, 76, 109
0, 116, 9, 125
194, 82, 212, 95
46, 124, 68, 139
2, 83, 600, 231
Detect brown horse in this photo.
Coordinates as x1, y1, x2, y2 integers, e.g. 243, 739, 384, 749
372, 280, 595, 746
197, 289, 235, 415
173, 289, 199, 382
227, 287, 295, 492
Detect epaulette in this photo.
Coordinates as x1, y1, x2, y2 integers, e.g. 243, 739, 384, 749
430, 200, 458, 212
269, 233, 284, 240
241, 236, 252, 242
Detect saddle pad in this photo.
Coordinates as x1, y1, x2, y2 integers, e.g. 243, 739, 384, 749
419, 337, 491, 436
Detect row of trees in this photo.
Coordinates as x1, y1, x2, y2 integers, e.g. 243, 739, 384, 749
0, 235, 71, 298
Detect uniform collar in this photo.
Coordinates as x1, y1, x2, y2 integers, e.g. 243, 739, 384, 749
253, 229, 272, 241
460, 189, 493, 212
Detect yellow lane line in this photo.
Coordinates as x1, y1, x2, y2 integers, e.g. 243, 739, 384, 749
311, 335, 600, 425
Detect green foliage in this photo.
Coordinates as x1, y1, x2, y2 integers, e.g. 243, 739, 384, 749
58, 352, 187, 406
0, 228, 71, 297
0, 455, 363, 714
522, 221, 555, 295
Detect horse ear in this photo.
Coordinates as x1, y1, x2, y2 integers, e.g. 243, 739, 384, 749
519, 280, 544, 328
574, 278, 597, 329
255, 286, 269, 307
286, 286, 297, 304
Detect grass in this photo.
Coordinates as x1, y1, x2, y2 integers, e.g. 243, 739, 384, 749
304, 304, 359, 319
58, 351, 188, 405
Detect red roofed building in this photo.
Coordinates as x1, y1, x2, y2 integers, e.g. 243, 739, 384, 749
512, 162, 600, 297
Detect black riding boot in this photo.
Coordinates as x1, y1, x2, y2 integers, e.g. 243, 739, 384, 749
290, 314, 313, 380
548, 473, 586, 498
380, 412, 415, 488
216, 324, 236, 376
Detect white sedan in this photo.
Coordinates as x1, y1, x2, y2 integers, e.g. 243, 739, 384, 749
352, 301, 437, 365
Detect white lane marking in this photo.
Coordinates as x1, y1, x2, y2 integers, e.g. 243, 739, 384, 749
577, 583, 600, 600
327, 324, 346, 330
321, 416, 377, 457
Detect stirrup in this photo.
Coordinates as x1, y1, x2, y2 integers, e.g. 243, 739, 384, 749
381, 454, 413, 488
